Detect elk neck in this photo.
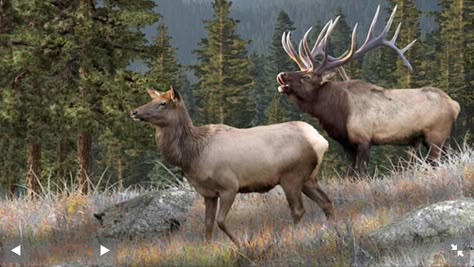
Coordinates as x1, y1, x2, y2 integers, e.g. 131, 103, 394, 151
294, 81, 351, 143
154, 105, 210, 170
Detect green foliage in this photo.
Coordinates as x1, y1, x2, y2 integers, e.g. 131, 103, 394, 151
0, 0, 172, 191
192, 0, 253, 127
433, 0, 472, 141
146, 22, 181, 89
387, 0, 422, 88
248, 53, 267, 126
1, 0, 473, 193
263, 10, 301, 124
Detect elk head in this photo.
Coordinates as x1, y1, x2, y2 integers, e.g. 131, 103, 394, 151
130, 86, 182, 127
277, 5, 416, 96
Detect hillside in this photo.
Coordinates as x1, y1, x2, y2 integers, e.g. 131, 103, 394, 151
0, 147, 472, 266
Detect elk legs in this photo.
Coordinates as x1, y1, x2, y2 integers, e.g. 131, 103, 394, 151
281, 184, 305, 224
204, 196, 218, 241
356, 143, 371, 176
216, 190, 239, 245
302, 180, 334, 220
343, 146, 357, 177
424, 129, 450, 165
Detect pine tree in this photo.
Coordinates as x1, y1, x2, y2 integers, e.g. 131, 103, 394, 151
435, 0, 466, 96
0, 0, 158, 195
247, 53, 266, 126
193, 0, 253, 127
2, 0, 67, 197
327, 8, 363, 79
327, 8, 351, 56
146, 22, 181, 89
386, 1, 423, 88
434, 0, 468, 140
464, 0, 474, 137
263, 10, 300, 124
68, 0, 157, 193
140, 21, 188, 187
0, 0, 26, 194
360, 6, 401, 88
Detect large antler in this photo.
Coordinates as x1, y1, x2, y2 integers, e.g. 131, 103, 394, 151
282, 5, 417, 75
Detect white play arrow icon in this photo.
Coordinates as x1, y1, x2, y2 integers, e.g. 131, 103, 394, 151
100, 245, 110, 256
11, 245, 21, 256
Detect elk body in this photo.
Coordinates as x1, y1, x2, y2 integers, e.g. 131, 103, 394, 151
130, 87, 334, 244
277, 6, 460, 176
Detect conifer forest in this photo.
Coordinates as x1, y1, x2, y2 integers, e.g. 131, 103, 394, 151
1, 0, 473, 196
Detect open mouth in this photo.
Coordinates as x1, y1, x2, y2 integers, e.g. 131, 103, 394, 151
276, 73, 289, 93
130, 115, 144, 122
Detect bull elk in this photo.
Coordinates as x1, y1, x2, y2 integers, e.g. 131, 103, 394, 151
130, 86, 334, 245
277, 5, 460, 176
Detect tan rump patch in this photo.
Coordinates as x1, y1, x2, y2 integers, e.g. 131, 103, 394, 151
296, 122, 329, 159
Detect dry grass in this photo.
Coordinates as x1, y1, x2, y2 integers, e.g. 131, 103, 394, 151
0, 145, 473, 266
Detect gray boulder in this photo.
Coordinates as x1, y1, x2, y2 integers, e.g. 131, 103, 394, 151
94, 187, 196, 240
368, 198, 474, 249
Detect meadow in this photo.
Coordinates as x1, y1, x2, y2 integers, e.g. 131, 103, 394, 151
1, 145, 473, 266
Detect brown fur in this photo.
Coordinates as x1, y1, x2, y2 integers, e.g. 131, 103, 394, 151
277, 71, 461, 176
131, 87, 334, 245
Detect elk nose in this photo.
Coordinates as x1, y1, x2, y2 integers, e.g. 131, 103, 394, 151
131, 110, 138, 116
277, 72, 286, 84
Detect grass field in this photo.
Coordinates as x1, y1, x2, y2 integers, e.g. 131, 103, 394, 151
1, 146, 473, 266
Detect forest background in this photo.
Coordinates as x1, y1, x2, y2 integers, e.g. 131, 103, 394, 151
0, 0, 472, 196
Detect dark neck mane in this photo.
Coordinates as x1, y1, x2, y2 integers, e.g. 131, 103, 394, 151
291, 81, 350, 143
155, 106, 210, 170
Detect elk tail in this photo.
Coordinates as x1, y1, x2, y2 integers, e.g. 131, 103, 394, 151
309, 137, 329, 181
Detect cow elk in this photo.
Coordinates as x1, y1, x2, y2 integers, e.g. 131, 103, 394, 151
277, 5, 460, 176
130, 86, 333, 245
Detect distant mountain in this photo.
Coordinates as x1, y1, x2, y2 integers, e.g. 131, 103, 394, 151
143, 0, 438, 65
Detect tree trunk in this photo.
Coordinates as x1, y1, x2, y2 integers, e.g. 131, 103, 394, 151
56, 140, 69, 179
0, 0, 5, 34
77, 131, 91, 194
7, 132, 16, 197
117, 157, 123, 191
26, 142, 41, 198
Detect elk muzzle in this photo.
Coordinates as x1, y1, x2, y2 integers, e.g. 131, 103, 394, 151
130, 109, 143, 121
277, 72, 290, 94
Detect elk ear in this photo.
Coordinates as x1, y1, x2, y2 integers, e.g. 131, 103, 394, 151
321, 71, 337, 84
170, 86, 181, 102
147, 88, 161, 99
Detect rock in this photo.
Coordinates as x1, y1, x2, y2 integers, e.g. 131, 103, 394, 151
94, 187, 196, 240
368, 198, 474, 249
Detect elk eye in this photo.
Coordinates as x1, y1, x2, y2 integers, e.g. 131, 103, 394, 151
301, 75, 311, 81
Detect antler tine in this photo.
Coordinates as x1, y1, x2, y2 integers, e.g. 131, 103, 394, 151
281, 31, 307, 70
355, 5, 416, 72
311, 17, 348, 62
402, 39, 417, 53
324, 16, 340, 43
281, 32, 290, 56
362, 5, 380, 48
310, 19, 332, 56
316, 18, 341, 71
384, 22, 417, 71
298, 38, 312, 70
382, 5, 397, 38
302, 27, 317, 70
281, 5, 415, 75
391, 21, 401, 44
315, 23, 358, 74
303, 25, 349, 74
288, 32, 311, 70
282, 32, 295, 60
384, 27, 417, 71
